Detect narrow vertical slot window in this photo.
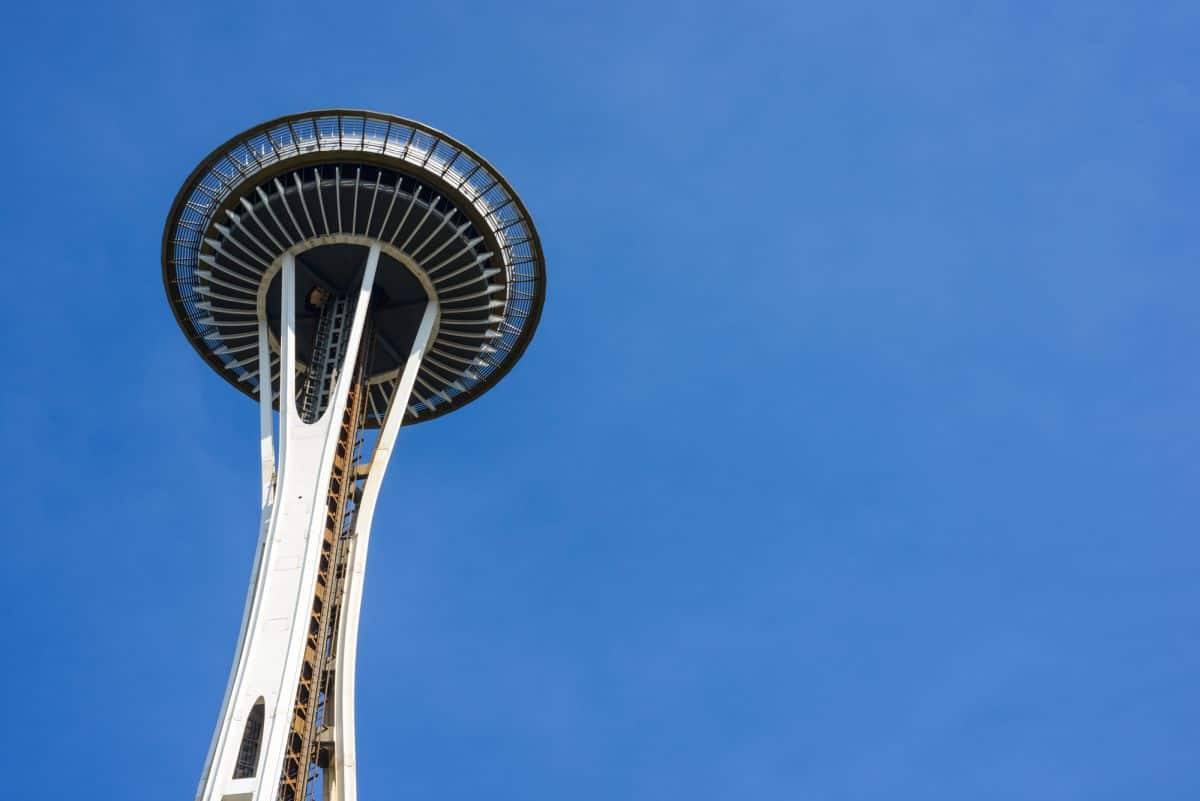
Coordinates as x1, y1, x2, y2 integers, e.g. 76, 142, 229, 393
232, 699, 265, 779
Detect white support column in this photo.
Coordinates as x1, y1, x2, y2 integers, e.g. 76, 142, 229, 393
198, 246, 383, 801
193, 320, 280, 801
326, 299, 438, 801
258, 317, 276, 506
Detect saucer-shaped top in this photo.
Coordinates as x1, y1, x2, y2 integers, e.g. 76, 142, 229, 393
162, 110, 545, 426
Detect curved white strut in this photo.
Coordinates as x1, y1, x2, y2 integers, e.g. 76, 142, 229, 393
326, 300, 437, 801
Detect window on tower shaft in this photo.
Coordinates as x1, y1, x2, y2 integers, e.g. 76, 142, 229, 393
233, 700, 266, 779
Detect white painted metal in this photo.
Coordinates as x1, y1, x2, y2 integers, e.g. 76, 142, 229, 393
196, 246, 380, 801
193, 319, 281, 801
257, 318, 276, 506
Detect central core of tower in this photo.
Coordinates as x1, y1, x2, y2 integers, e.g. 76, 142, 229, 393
263, 243, 431, 415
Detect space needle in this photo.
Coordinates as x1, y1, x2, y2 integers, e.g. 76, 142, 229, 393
161, 110, 546, 801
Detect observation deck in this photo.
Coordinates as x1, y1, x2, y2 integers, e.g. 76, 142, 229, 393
162, 110, 545, 426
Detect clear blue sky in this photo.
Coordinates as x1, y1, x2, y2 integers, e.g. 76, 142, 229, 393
2, 2, 1196, 799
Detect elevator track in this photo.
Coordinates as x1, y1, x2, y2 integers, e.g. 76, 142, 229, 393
278, 310, 376, 801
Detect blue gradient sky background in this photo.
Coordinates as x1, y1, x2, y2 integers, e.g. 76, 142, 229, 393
2, 3, 1197, 799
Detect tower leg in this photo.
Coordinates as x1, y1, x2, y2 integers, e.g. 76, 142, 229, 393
195, 246, 386, 801
193, 313, 278, 801
324, 299, 438, 801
